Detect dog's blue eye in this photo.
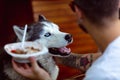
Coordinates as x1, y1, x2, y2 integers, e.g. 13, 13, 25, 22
44, 32, 51, 37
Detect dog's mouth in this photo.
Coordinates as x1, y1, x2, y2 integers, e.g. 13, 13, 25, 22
49, 47, 71, 56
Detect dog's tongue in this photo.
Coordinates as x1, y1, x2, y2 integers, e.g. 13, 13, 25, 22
58, 47, 71, 54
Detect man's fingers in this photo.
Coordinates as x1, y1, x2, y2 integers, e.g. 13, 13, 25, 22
12, 59, 19, 69
12, 59, 23, 72
12, 58, 32, 77
29, 57, 39, 69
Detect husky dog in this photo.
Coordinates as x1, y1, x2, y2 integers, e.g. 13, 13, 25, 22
0, 15, 73, 80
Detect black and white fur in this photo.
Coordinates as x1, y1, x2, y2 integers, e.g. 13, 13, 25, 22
0, 15, 73, 80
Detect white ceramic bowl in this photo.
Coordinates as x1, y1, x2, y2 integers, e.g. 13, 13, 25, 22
4, 41, 48, 63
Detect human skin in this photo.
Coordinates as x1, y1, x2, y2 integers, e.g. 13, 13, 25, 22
12, 57, 52, 80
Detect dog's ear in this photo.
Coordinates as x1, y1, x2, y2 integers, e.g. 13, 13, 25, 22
13, 25, 28, 41
38, 15, 46, 21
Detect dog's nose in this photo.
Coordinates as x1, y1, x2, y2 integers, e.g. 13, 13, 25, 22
65, 34, 72, 43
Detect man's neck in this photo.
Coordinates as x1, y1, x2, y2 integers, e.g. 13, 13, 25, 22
86, 19, 120, 52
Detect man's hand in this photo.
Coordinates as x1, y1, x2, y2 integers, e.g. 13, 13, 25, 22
12, 57, 52, 80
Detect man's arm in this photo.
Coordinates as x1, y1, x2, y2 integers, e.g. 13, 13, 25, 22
55, 52, 101, 72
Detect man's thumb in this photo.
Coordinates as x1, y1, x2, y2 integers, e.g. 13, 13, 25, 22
29, 57, 39, 69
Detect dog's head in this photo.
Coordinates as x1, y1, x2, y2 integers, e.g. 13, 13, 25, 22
13, 15, 73, 56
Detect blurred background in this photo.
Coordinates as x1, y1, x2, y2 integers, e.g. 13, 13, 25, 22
0, 0, 98, 79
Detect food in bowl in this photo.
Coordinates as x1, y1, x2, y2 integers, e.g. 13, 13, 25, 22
4, 41, 48, 63
11, 47, 40, 54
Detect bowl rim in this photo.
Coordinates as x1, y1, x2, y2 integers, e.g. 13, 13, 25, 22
4, 41, 48, 58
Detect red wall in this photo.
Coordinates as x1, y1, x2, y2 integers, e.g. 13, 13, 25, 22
0, 0, 34, 47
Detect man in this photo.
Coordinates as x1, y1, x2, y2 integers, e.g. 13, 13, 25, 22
12, 0, 120, 80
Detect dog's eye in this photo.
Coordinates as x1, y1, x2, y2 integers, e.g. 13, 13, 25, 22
44, 32, 51, 37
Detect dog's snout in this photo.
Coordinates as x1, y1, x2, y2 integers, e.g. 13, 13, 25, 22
65, 34, 72, 43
